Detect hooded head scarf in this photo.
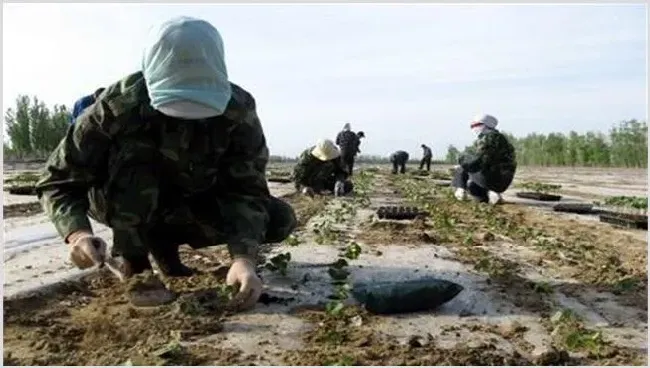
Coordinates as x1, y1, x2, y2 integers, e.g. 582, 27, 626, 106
343, 123, 351, 131
470, 114, 498, 136
142, 16, 232, 119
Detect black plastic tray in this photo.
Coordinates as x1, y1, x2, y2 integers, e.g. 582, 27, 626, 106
267, 177, 292, 184
515, 191, 562, 202
377, 206, 427, 220
552, 203, 595, 214
7, 185, 36, 196
599, 213, 647, 230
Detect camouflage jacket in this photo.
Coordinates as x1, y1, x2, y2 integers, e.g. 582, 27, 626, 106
421, 145, 432, 158
36, 71, 271, 258
335, 130, 359, 154
459, 129, 517, 191
292, 147, 348, 192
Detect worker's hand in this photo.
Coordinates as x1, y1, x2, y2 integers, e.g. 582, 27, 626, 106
68, 231, 107, 269
301, 187, 315, 198
226, 257, 263, 311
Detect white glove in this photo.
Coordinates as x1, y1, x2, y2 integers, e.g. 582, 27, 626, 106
226, 257, 263, 311
488, 191, 504, 205
454, 188, 467, 201
68, 232, 107, 269
302, 187, 315, 197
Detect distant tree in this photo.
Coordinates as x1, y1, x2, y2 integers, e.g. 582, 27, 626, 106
4, 94, 72, 160
5, 95, 33, 156
445, 145, 460, 164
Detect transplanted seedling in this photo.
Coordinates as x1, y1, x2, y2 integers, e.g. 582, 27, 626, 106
549, 309, 608, 355
343, 242, 362, 260
265, 252, 292, 276
284, 234, 301, 246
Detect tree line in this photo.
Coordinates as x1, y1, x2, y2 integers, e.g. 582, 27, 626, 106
445, 119, 647, 168
4, 95, 71, 160
3, 95, 647, 168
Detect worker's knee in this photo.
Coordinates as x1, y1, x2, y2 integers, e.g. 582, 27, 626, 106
265, 196, 297, 243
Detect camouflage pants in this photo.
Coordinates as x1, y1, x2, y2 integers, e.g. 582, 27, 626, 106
323, 177, 354, 195
419, 156, 431, 171
87, 189, 297, 262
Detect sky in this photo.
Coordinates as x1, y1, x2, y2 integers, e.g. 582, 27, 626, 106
2, 3, 647, 158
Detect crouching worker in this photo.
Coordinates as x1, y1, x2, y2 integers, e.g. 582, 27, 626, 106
453, 114, 517, 204
293, 139, 353, 197
390, 150, 410, 174
35, 16, 297, 310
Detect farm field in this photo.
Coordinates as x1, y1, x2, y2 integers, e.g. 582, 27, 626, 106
3, 163, 648, 366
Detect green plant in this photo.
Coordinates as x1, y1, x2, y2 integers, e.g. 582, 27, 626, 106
285, 234, 301, 246
520, 181, 562, 194
603, 196, 647, 210
343, 242, 362, 260
264, 252, 292, 276
549, 309, 608, 355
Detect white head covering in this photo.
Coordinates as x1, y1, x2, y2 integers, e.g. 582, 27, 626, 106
470, 114, 498, 135
142, 16, 232, 119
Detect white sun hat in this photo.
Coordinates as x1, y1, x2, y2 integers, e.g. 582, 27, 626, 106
311, 139, 341, 161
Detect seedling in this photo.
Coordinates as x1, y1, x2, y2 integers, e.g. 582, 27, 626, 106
532, 281, 554, 294
285, 234, 301, 246
549, 309, 608, 355
327, 267, 350, 282
520, 181, 562, 194
264, 252, 292, 276
343, 242, 362, 260
603, 196, 647, 211
325, 300, 345, 316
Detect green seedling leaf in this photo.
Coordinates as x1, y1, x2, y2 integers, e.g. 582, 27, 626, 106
285, 234, 301, 246
343, 242, 362, 260
328, 267, 351, 281
331, 258, 349, 269
326, 301, 345, 316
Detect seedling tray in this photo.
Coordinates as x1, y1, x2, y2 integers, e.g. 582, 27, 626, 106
515, 191, 562, 202
7, 185, 36, 196
377, 206, 427, 220
552, 202, 595, 214
599, 212, 647, 230
267, 177, 292, 184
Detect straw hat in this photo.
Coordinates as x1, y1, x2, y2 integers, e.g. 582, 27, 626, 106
311, 139, 341, 161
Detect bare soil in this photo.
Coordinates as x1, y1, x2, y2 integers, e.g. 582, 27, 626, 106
3, 165, 648, 366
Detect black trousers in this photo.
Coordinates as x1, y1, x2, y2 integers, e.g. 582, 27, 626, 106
391, 161, 406, 174
340, 152, 355, 176
419, 156, 432, 171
